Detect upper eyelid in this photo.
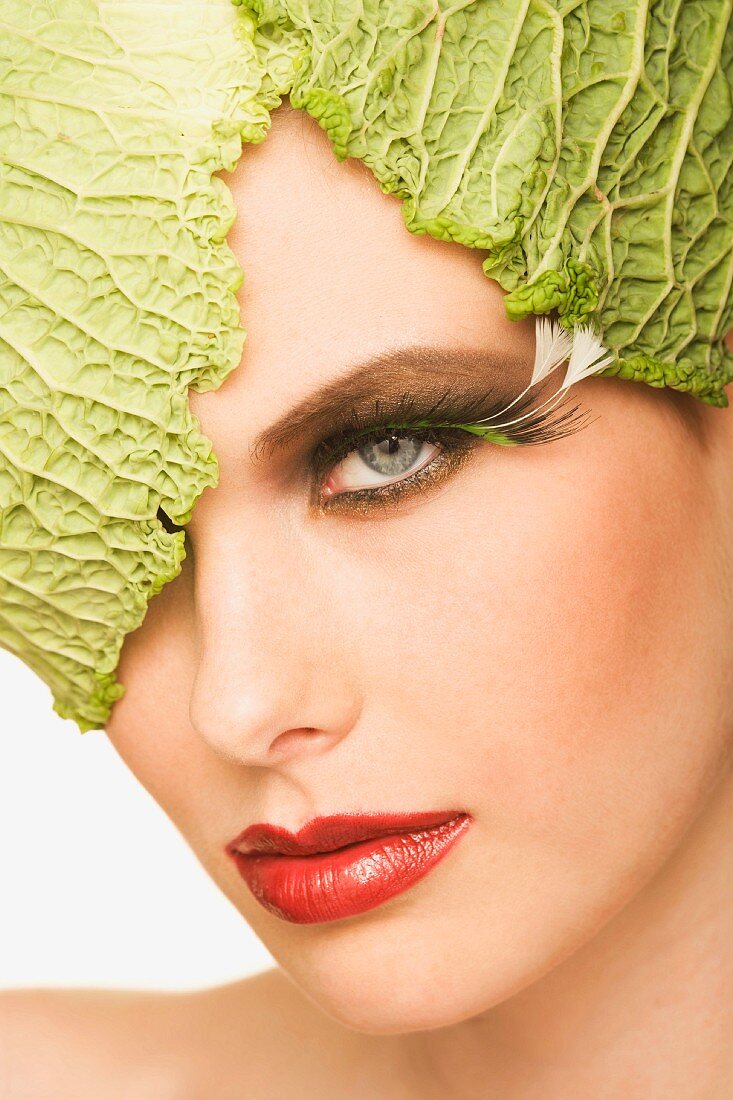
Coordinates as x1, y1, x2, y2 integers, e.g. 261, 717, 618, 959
313, 420, 467, 464
309, 389, 531, 457
303, 389, 517, 454
314, 389, 595, 475
249, 381, 545, 471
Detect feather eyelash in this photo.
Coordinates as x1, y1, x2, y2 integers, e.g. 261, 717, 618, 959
465, 316, 613, 433
560, 324, 615, 389
531, 316, 574, 386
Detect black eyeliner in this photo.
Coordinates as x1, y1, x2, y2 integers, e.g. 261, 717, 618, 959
312, 385, 594, 470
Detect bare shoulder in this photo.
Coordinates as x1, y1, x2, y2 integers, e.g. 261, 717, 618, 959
0, 971, 407, 1100
0, 984, 191, 1100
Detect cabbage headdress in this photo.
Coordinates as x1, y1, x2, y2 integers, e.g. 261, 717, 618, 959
1, 0, 731, 732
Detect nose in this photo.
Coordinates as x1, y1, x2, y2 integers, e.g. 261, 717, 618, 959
187, 516, 360, 769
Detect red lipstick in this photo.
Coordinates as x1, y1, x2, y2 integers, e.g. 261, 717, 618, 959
225, 810, 472, 924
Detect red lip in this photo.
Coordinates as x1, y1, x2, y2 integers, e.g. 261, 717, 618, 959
228, 809, 465, 856
225, 810, 473, 924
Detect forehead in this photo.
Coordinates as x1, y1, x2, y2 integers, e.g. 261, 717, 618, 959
190, 103, 536, 451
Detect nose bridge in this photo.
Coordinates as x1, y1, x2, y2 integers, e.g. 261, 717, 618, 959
187, 510, 357, 767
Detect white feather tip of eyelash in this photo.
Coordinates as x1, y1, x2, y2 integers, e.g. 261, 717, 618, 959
560, 325, 615, 390
531, 316, 575, 386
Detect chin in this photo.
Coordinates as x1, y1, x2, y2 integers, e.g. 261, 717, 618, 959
293, 970, 495, 1036
268, 915, 547, 1036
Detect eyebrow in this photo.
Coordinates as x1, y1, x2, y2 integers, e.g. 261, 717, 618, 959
248, 344, 531, 464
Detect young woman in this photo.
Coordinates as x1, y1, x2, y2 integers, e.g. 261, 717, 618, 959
3, 92, 733, 1099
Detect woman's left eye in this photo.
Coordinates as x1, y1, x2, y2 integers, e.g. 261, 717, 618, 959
315, 427, 476, 511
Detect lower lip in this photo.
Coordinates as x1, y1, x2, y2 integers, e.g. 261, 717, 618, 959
229, 813, 473, 924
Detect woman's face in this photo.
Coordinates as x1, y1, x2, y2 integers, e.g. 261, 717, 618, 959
105, 103, 733, 1033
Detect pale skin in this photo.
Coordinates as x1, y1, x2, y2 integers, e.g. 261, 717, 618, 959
3, 101, 733, 1099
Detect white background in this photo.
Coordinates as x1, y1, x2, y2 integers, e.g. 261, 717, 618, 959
0, 650, 274, 991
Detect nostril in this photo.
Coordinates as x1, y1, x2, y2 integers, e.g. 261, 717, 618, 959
269, 727, 337, 760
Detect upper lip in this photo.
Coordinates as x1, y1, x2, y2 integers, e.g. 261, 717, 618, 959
226, 810, 467, 857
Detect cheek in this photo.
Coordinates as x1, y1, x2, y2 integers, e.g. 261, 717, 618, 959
346, 408, 730, 868
106, 560, 209, 818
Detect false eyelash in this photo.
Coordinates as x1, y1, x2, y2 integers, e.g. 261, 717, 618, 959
311, 388, 595, 479
455, 389, 597, 446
